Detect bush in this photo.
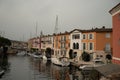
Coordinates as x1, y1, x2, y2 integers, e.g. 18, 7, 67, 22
45, 47, 52, 58
69, 49, 74, 59
81, 51, 91, 62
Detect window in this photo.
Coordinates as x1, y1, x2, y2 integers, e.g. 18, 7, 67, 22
106, 33, 110, 38
73, 43, 79, 49
89, 43, 93, 50
105, 43, 110, 51
61, 36, 66, 41
118, 14, 120, 20
64, 36, 66, 40
64, 43, 65, 48
61, 43, 65, 48
119, 38, 120, 45
72, 34, 80, 39
100, 55, 103, 57
83, 34, 86, 39
89, 34, 93, 39
73, 43, 75, 49
83, 43, 86, 50
76, 43, 79, 49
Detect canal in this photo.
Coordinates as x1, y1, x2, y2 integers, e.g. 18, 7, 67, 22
0, 55, 83, 80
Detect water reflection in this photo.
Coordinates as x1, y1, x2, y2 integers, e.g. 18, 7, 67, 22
1, 56, 83, 80
29, 57, 83, 80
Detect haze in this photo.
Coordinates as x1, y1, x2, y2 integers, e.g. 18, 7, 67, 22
0, 0, 119, 41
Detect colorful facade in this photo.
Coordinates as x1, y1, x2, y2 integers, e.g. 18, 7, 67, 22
82, 27, 112, 60
31, 37, 40, 50
28, 27, 112, 61
53, 32, 70, 58
70, 29, 83, 60
109, 3, 120, 64
41, 35, 53, 51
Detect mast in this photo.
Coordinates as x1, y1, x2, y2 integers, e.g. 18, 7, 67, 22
54, 15, 59, 58
54, 15, 58, 34
35, 21, 38, 38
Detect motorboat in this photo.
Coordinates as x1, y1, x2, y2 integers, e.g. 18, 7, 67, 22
17, 51, 26, 56
32, 52, 43, 58
51, 57, 70, 67
79, 59, 105, 70
42, 55, 47, 60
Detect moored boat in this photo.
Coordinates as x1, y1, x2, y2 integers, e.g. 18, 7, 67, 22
51, 57, 70, 67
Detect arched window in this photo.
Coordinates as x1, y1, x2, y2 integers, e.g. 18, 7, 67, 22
73, 43, 75, 49
76, 43, 79, 49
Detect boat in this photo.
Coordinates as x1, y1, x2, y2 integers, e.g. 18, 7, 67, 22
79, 59, 105, 70
32, 52, 43, 58
51, 57, 70, 67
42, 55, 47, 60
0, 68, 5, 78
17, 51, 26, 56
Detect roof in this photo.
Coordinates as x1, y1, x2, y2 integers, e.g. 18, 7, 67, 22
109, 3, 120, 15
70, 27, 112, 33
94, 64, 120, 77
53, 31, 70, 36
69, 29, 83, 33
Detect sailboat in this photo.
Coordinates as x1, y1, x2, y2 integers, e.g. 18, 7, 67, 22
51, 15, 70, 67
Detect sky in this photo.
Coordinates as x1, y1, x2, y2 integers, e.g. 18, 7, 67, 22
0, 0, 120, 41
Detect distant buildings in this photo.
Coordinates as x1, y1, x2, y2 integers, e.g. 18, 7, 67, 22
28, 37, 40, 51
8, 40, 28, 54
28, 27, 112, 61
109, 3, 120, 64
41, 35, 53, 51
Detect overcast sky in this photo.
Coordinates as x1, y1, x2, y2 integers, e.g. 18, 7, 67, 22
0, 0, 119, 41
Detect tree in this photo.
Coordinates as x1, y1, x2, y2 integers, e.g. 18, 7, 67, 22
106, 54, 112, 60
81, 51, 91, 62
45, 47, 52, 59
106, 54, 112, 63
0, 37, 11, 70
0, 37, 11, 46
69, 49, 74, 59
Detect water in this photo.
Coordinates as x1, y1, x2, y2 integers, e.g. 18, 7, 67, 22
0, 55, 83, 80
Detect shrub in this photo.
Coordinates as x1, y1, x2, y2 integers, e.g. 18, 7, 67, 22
81, 51, 91, 62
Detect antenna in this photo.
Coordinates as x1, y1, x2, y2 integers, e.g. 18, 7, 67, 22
35, 21, 38, 38
54, 15, 58, 34
40, 30, 43, 37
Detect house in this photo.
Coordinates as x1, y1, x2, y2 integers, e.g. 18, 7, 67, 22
109, 3, 120, 64
82, 27, 112, 61
27, 37, 41, 52
69, 27, 112, 61
28, 38, 33, 51
53, 31, 70, 58
41, 35, 53, 52
70, 29, 83, 60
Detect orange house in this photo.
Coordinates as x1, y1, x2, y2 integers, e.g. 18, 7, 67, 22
53, 32, 70, 58
82, 27, 112, 59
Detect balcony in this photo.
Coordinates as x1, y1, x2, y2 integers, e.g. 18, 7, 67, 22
59, 39, 66, 43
